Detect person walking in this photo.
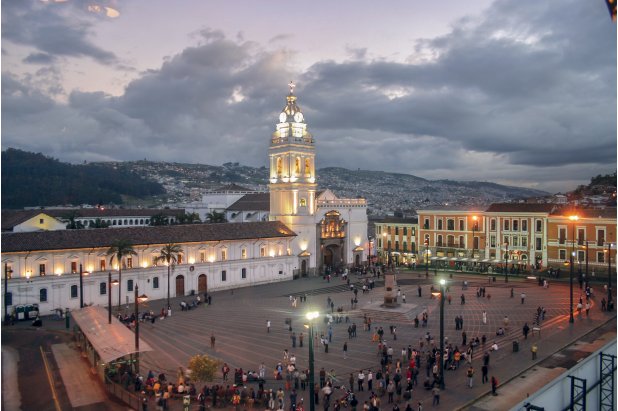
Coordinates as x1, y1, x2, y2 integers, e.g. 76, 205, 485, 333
482, 311, 487, 325
343, 342, 348, 359
531, 343, 538, 360
462, 331, 467, 346
432, 386, 440, 405
466, 366, 474, 388
299, 332, 304, 347
481, 364, 488, 384
291, 332, 297, 348
521, 292, 526, 304
210, 333, 216, 349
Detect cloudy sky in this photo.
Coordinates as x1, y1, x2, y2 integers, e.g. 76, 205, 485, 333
1, 0, 616, 193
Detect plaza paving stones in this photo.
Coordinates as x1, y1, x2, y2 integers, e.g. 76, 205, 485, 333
132, 270, 615, 410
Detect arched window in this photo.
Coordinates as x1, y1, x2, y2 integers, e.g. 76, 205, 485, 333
39, 288, 48, 302
127, 279, 133, 292
305, 159, 311, 176
437, 220, 443, 230
277, 158, 283, 176
295, 158, 301, 174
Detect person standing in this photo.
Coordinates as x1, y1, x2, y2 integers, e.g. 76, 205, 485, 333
585, 302, 591, 316
521, 292, 526, 304
490, 376, 498, 395
299, 332, 304, 347
523, 323, 530, 339
481, 364, 488, 384
210, 334, 216, 349
357, 370, 365, 391
343, 342, 348, 359
462, 331, 467, 346
292, 332, 297, 348
482, 311, 487, 325
267, 320, 271, 333
466, 366, 474, 388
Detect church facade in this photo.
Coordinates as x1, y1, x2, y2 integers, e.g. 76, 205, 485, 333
268, 84, 368, 276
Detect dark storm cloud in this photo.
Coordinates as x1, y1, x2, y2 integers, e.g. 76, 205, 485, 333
1, 0, 615, 192
23, 52, 56, 64
2, 0, 117, 64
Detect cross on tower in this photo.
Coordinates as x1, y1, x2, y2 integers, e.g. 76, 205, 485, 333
288, 81, 296, 94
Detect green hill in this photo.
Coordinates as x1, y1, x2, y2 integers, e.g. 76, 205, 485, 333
1, 149, 164, 209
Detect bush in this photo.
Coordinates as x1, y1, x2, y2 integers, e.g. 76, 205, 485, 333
188, 354, 221, 382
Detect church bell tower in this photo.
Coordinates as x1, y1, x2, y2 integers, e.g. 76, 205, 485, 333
269, 83, 318, 270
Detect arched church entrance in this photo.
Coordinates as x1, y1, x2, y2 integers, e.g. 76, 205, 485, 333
323, 244, 343, 268
301, 260, 307, 277
198, 274, 207, 293
175, 275, 185, 297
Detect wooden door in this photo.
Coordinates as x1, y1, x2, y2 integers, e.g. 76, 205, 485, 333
198, 274, 207, 293
175, 275, 185, 297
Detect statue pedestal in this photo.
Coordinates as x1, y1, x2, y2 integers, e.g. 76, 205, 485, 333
384, 273, 399, 307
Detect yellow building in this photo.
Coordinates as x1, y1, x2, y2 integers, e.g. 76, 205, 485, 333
374, 218, 418, 265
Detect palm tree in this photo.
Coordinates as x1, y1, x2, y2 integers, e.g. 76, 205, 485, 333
107, 239, 137, 311
156, 243, 183, 309
206, 211, 227, 223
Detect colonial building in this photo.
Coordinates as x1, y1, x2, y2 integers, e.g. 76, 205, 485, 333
374, 217, 419, 265
1, 85, 369, 316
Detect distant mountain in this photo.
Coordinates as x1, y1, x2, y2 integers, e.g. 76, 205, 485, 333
0, 149, 550, 211
1, 149, 165, 209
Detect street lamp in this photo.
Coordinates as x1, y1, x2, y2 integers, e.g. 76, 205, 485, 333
569, 215, 579, 323
305, 311, 320, 411
108, 272, 119, 324
424, 239, 430, 279
134, 285, 148, 375
584, 241, 589, 289
4, 263, 13, 325
471, 215, 478, 258
438, 279, 446, 389
502, 239, 509, 281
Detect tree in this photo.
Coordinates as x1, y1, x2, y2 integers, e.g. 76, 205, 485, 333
150, 213, 168, 226
156, 243, 183, 309
65, 211, 84, 229
107, 239, 137, 311
91, 218, 110, 228
206, 211, 227, 223
188, 354, 221, 383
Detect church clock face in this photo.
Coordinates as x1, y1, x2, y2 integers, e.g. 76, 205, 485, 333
279, 112, 287, 123
294, 112, 304, 122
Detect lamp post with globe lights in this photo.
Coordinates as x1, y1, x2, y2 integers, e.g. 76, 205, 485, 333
431, 279, 446, 389
305, 311, 320, 411
569, 215, 579, 323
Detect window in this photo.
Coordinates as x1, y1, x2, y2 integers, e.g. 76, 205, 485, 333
424, 218, 429, 229
411, 242, 416, 253
221, 249, 227, 261
127, 257, 133, 269
504, 220, 510, 231
241, 248, 247, 259
412, 228, 416, 236
130, 219, 134, 225
559, 228, 566, 244
39, 218, 44, 224
71, 262, 78, 274
403, 242, 408, 252
177, 254, 183, 264
99, 259, 106, 271
522, 237, 527, 247
490, 219, 496, 231
424, 234, 430, 244
387, 240, 392, 250
378, 238, 382, 248
577, 229, 585, 245
513, 220, 519, 231
300, 198, 307, 207
70, 285, 78, 299
388, 226, 392, 234
559, 249, 566, 260
221, 270, 227, 282
39, 264, 46, 276
437, 220, 443, 230
100, 282, 107, 295
447, 220, 454, 230
459, 220, 464, 231
260, 247, 266, 257
459, 236, 464, 248
127, 279, 133, 292
577, 251, 585, 262
39, 288, 48, 302
395, 227, 399, 235
403, 227, 407, 236
536, 220, 542, 232
153, 277, 159, 289
395, 241, 399, 251
200, 251, 205, 263
241, 268, 247, 279
437, 235, 443, 246
522, 220, 528, 232
490, 235, 496, 248
535, 238, 542, 251
598, 252, 605, 263
597, 229, 605, 246
512, 237, 519, 247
